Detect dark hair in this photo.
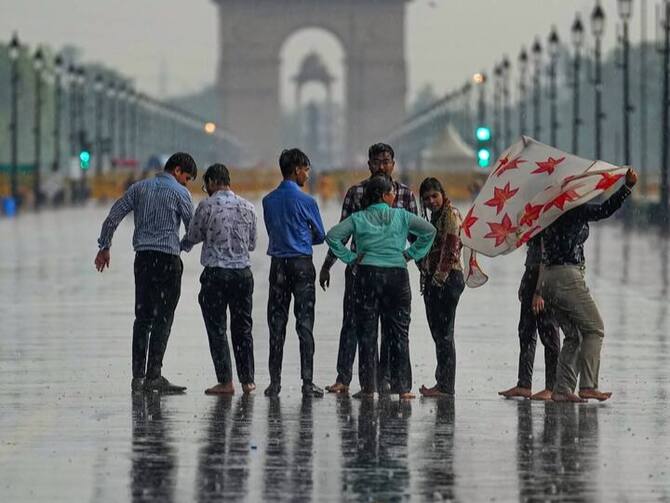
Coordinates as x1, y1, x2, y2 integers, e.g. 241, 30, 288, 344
362, 174, 394, 209
279, 148, 310, 178
203, 163, 230, 186
368, 143, 395, 161
419, 177, 447, 220
164, 152, 197, 178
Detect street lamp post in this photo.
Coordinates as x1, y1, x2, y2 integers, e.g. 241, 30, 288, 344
518, 47, 529, 137
571, 14, 584, 155
476, 72, 487, 130
660, 0, 670, 232
107, 80, 117, 165
33, 47, 44, 207
52, 54, 63, 172
548, 26, 561, 147
9, 33, 20, 204
493, 64, 502, 158
118, 84, 127, 161
68, 64, 78, 158
94, 74, 104, 174
618, 0, 633, 165
531, 38, 542, 140
501, 56, 511, 148
591, 1, 606, 160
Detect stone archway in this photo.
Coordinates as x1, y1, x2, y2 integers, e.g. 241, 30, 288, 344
212, 0, 408, 164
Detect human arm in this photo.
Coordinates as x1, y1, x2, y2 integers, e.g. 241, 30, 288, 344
532, 236, 546, 314
181, 201, 209, 252
432, 208, 462, 285
322, 186, 358, 274
325, 217, 357, 265
405, 213, 437, 262
95, 188, 135, 271
248, 209, 258, 252
306, 198, 326, 245
577, 168, 637, 222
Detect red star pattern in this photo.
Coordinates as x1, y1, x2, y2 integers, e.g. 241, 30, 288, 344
595, 172, 624, 191
515, 226, 541, 248
484, 182, 519, 215
494, 156, 526, 177
461, 207, 478, 239
531, 156, 566, 176
543, 189, 580, 212
484, 214, 517, 247
494, 156, 509, 172
518, 203, 544, 227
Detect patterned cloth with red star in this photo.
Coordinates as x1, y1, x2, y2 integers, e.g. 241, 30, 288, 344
461, 136, 627, 284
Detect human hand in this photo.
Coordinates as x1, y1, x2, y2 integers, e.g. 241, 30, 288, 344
95, 249, 110, 272
319, 267, 330, 291
624, 167, 638, 188
532, 294, 544, 315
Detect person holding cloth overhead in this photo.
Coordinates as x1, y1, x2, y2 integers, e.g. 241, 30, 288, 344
326, 175, 436, 399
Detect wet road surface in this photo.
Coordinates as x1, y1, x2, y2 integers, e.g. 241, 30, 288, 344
0, 204, 668, 501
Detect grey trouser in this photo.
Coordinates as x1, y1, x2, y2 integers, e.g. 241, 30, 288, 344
542, 265, 605, 394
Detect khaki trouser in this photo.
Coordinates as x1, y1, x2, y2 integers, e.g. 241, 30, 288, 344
542, 265, 605, 394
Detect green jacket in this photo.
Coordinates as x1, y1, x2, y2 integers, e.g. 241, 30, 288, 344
326, 203, 436, 268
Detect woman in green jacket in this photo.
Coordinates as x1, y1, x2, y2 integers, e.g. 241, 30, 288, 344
326, 175, 436, 399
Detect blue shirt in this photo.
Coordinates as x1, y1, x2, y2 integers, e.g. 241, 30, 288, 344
181, 189, 257, 269
97, 172, 194, 256
262, 180, 326, 257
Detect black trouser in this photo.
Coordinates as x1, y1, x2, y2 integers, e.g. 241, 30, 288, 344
132, 250, 183, 380
423, 270, 465, 394
198, 267, 255, 385
354, 265, 412, 394
335, 265, 389, 386
517, 266, 561, 389
267, 257, 316, 385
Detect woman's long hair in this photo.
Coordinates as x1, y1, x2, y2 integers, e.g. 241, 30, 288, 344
362, 174, 394, 209
419, 177, 447, 221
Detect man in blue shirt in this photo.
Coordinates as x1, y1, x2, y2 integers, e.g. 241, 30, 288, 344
262, 148, 326, 397
95, 152, 196, 394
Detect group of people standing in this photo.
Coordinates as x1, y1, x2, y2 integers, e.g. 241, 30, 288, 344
95, 144, 638, 403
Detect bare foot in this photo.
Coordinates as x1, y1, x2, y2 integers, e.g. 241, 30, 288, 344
579, 388, 612, 401
530, 389, 553, 401
498, 386, 532, 399
420, 384, 453, 398
399, 391, 415, 400
551, 391, 586, 403
325, 382, 349, 394
205, 382, 235, 395
242, 383, 256, 394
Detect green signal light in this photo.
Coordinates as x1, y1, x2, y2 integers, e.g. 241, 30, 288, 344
476, 126, 491, 141
477, 148, 491, 167
79, 150, 91, 170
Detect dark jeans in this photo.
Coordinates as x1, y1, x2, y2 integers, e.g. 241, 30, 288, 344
132, 251, 183, 380
354, 265, 412, 394
267, 257, 316, 385
335, 265, 389, 386
423, 270, 465, 394
517, 266, 561, 389
198, 267, 255, 385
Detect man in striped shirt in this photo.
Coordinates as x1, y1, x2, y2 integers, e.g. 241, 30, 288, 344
95, 152, 196, 393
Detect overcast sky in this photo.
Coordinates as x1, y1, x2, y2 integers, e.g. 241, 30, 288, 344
0, 0, 658, 106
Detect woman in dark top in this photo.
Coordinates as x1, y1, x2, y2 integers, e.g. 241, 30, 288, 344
418, 178, 465, 397
533, 167, 637, 403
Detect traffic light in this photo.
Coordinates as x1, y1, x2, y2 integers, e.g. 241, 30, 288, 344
79, 150, 91, 170
475, 126, 492, 168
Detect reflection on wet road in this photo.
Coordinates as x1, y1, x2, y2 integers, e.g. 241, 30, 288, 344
0, 206, 668, 501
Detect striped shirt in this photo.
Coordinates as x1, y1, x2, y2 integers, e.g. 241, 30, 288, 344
97, 172, 194, 256
181, 189, 257, 269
